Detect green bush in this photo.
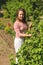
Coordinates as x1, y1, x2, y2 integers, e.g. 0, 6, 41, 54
17, 20, 43, 65
5, 26, 15, 36
9, 54, 15, 65
3, 10, 10, 18
4, 0, 43, 22
0, 22, 5, 29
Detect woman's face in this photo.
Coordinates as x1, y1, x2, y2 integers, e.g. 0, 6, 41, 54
17, 11, 24, 21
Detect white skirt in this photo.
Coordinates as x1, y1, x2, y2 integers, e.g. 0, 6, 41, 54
14, 37, 24, 53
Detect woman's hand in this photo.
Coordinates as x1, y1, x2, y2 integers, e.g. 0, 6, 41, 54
28, 34, 32, 37
29, 22, 32, 30
29, 22, 32, 28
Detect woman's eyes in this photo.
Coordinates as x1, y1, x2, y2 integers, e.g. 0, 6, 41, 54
20, 14, 24, 15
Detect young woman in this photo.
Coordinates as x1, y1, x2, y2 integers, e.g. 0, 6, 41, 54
14, 8, 32, 64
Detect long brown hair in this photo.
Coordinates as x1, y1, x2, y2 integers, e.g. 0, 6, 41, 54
16, 8, 26, 23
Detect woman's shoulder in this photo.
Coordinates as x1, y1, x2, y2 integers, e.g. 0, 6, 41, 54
14, 20, 20, 27
14, 20, 19, 24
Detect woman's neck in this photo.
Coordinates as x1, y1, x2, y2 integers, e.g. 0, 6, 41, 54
16, 18, 23, 23
16, 18, 26, 24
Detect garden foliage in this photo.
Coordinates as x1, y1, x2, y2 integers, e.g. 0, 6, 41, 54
3, 0, 43, 22
1, 0, 43, 65
17, 19, 43, 65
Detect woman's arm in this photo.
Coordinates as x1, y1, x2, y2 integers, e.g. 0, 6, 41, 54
14, 21, 32, 38
19, 33, 32, 37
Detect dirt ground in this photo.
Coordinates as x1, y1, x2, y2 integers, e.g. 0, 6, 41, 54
0, 30, 15, 65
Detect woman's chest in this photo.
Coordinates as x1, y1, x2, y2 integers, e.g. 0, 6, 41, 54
19, 22, 27, 31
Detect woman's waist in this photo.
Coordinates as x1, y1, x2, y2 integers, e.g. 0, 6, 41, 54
14, 37, 24, 41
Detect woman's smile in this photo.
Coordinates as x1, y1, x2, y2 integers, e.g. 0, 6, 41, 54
18, 11, 24, 21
